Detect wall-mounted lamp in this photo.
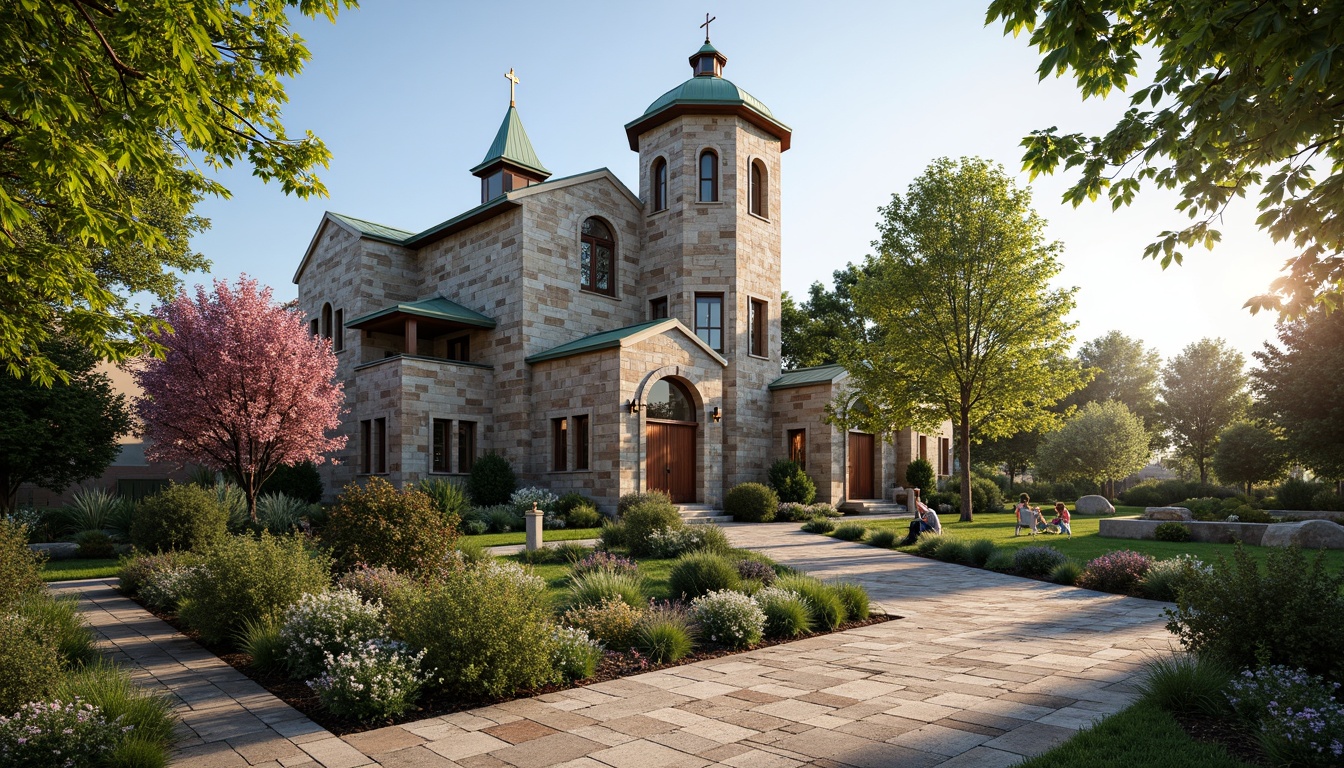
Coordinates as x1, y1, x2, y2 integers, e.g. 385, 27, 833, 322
711, 406, 721, 423
628, 399, 641, 414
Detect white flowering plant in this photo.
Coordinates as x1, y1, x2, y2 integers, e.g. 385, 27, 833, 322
0, 698, 129, 768
690, 590, 765, 649
509, 487, 560, 515
307, 639, 430, 721
139, 565, 200, 611
278, 589, 385, 680
550, 625, 602, 681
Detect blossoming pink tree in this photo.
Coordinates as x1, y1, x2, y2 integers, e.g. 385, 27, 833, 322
134, 277, 346, 521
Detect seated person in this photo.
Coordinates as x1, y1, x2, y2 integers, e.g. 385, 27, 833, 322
900, 490, 941, 545
1048, 502, 1072, 536
1014, 493, 1045, 535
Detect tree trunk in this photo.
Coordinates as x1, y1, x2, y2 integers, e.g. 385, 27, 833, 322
958, 414, 973, 522
1198, 459, 1208, 485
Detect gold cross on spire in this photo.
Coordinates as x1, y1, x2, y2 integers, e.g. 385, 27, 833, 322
700, 13, 715, 43
504, 67, 520, 107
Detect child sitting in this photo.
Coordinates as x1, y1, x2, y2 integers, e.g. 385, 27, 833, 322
1047, 502, 1072, 537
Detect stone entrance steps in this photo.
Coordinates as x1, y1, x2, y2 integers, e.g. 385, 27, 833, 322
840, 500, 908, 516
677, 504, 733, 524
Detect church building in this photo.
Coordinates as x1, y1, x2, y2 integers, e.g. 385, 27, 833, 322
293, 31, 953, 512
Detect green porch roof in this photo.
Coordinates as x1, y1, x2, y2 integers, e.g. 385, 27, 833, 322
768, 364, 847, 390
345, 296, 496, 330
470, 106, 550, 177
525, 319, 672, 364
328, 212, 416, 243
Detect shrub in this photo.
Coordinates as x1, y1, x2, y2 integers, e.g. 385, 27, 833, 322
116, 550, 198, 597
467, 452, 517, 506
597, 520, 627, 550
691, 590, 765, 649
388, 560, 554, 698
253, 493, 312, 534
510, 486, 560, 515
617, 490, 672, 517
643, 526, 729, 559
560, 597, 644, 649
0, 698, 127, 768
550, 626, 602, 681
777, 502, 841, 522
70, 529, 115, 560
461, 519, 488, 536
258, 460, 324, 504
966, 539, 997, 567
1137, 654, 1233, 717
1168, 546, 1344, 680
335, 564, 412, 606
904, 458, 935, 496
1310, 488, 1344, 512
767, 460, 817, 504
668, 551, 742, 600
1226, 666, 1344, 765
308, 639, 429, 720
735, 558, 776, 586
130, 483, 228, 553
1140, 556, 1208, 602
1013, 545, 1069, 577
565, 503, 603, 529
984, 550, 1016, 571
322, 477, 458, 575
12, 594, 98, 667
237, 616, 285, 673
178, 533, 331, 644
754, 587, 812, 638
1076, 550, 1153, 594
724, 482, 779, 523
933, 539, 970, 564
801, 517, 835, 534
477, 505, 522, 533
831, 582, 870, 622
1276, 478, 1327, 511
55, 661, 177, 748
912, 534, 945, 556
866, 529, 897, 548
417, 477, 471, 522
57, 488, 133, 537
572, 551, 639, 579
1153, 522, 1192, 542
775, 574, 843, 630
944, 475, 1004, 515
0, 519, 45, 609
565, 569, 646, 609
1233, 507, 1275, 523
623, 500, 683, 557
138, 563, 199, 612
1049, 560, 1083, 586
632, 604, 695, 662
833, 523, 866, 541
278, 589, 384, 680
555, 492, 591, 517
0, 615, 61, 716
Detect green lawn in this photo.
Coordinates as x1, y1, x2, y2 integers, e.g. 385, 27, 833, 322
1018, 701, 1255, 768
41, 558, 120, 582
466, 527, 602, 547
849, 507, 1344, 572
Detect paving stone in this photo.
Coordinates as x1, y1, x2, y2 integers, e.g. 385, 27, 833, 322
342, 726, 427, 755
486, 731, 602, 768
481, 719, 559, 744
981, 721, 1079, 758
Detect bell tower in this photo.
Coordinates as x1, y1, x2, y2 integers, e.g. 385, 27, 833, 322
626, 28, 792, 492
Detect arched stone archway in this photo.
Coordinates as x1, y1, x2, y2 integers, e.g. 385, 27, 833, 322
634, 366, 708, 504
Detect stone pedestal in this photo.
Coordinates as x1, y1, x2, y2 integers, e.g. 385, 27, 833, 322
525, 502, 543, 551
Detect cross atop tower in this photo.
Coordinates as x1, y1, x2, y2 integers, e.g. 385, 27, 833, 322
700, 13, 715, 43
504, 67, 520, 107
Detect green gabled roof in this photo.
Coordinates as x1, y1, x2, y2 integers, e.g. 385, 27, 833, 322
470, 106, 550, 177
345, 296, 496, 330
525, 319, 672, 364
328, 212, 416, 243
768, 364, 848, 391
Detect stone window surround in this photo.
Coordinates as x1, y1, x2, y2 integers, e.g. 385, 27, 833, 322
547, 407, 595, 474
746, 154, 770, 222
425, 415, 479, 476
744, 291, 770, 361
649, 154, 669, 214
575, 212, 623, 301
694, 144, 725, 205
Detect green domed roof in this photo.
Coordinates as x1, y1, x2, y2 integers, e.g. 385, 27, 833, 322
640, 76, 778, 122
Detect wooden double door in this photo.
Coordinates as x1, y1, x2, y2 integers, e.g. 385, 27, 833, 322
848, 432, 876, 499
647, 421, 696, 503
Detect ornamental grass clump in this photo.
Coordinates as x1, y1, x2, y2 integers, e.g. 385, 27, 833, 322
308, 639, 430, 721
774, 573, 844, 631
571, 551, 639, 579
932, 539, 970, 564
734, 558, 776, 586
237, 616, 286, 674
12, 594, 98, 668
867, 529, 897, 548
966, 539, 997, 567
984, 550, 1016, 572
1076, 550, 1153, 594
1137, 654, 1233, 717
1139, 555, 1208, 602
668, 551, 742, 600
55, 661, 177, 749
550, 626, 602, 681
564, 569, 646, 610
561, 597, 644, 649
1012, 545, 1069, 578
1049, 560, 1083, 586
1227, 666, 1344, 765
801, 517, 835, 534
0, 699, 127, 768
831, 581, 870, 622
753, 587, 812, 638
278, 589, 384, 680
832, 523, 866, 541
691, 590, 765, 649
912, 534, 945, 556
632, 604, 696, 662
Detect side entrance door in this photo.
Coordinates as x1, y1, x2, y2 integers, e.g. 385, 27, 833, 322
848, 432, 875, 499
647, 421, 697, 503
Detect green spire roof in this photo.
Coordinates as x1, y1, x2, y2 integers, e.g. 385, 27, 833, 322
471, 106, 550, 177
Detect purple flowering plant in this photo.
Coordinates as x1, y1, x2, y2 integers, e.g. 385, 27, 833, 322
0, 698, 130, 768
1227, 666, 1344, 765
572, 551, 639, 579
1076, 550, 1154, 594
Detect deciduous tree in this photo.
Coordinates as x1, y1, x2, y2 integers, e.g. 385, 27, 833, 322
840, 157, 1086, 521
1251, 310, 1344, 479
781, 265, 872, 369
134, 277, 347, 520
1159, 338, 1250, 485
1211, 422, 1289, 495
0, 338, 131, 511
1063, 331, 1164, 447
978, 428, 1046, 490
1035, 400, 1151, 497
987, 1, 1344, 315
1, 0, 353, 385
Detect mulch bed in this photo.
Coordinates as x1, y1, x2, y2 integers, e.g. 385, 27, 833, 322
133, 595, 897, 736
1174, 712, 1269, 766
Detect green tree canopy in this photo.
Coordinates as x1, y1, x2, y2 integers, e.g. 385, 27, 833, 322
977, 428, 1046, 490
1035, 400, 1151, 494
1063, 331, 1163, 447
1251, 310, 1344, 479
1211, 421, 1290, 495
1, 0, 354, 385
841, 157, 1086, 521
1159, 338, 1251, 485
0, 337, 131, 511
781, 264, 872, 369
987, 1, 1344, 315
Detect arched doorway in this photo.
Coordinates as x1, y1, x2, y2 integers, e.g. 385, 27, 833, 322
645, 378, 697, 503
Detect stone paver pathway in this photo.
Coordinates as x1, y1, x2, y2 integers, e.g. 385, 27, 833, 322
60, 523, 1175, 767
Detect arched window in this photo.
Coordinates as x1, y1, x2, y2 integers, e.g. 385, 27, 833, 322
321, 302, 333, 339
698, 150, 718, 202
652, 157, 668, 212
645, 378, 695, 422
580, 217, 616, 296
749, 159, 767, 217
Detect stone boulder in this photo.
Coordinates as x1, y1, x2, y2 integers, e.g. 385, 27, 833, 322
1142, 507, 1193, 522
1261, 520, 1344, 550
1075, 495, 1115, 515
30, 542, 78, 560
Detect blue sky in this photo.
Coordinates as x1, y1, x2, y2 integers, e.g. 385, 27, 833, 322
189, 0, 1287, 363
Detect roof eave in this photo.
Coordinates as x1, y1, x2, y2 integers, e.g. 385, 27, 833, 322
469, 156, 552, 178
625, 103, 792, 151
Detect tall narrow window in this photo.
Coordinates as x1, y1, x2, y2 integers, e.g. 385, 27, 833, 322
699, 150, 718, 202
552, 417, 568, 471
432, 419, 450, 473
652, 157, 667, 211
939, 437, 949, 475
374, 418, 387, 474
749, 160, 767, 217
650, 296, 668, 320
749, 298, 767, 357
310, 318, 319, 337
574, 415, 590, 470
333, 308, 344, 351
445, 336, 469, 362
788, 429, 807, 470
919, 435, 928, 462
321, 303, 333, 339
695, 294, 724, 351
457, 421, 476, 473
580, 218, 616, 296
360, 420, 372, 474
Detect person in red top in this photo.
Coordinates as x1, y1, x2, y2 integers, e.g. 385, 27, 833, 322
1049, 501, 1072, 537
